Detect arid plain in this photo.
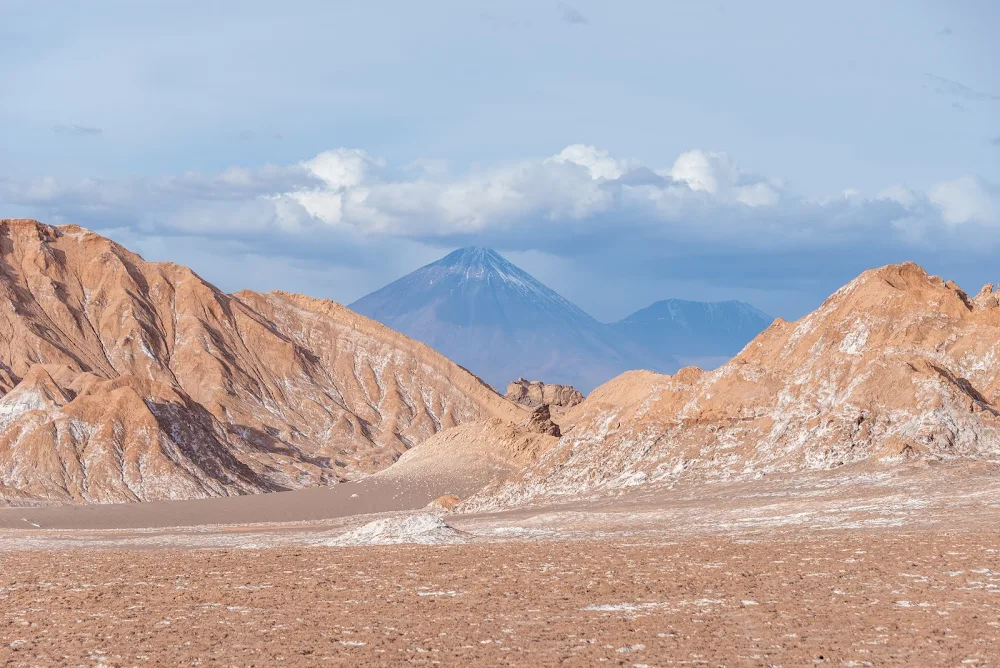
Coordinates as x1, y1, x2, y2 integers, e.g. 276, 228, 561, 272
2, 220, 1000, 666
3, 464, 1000, 666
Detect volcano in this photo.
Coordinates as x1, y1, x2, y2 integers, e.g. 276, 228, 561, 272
349, 247, 635, 393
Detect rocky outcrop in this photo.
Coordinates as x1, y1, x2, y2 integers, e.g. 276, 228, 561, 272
0, 219, 521, 505
522, 404, 561, 437
467, 262, 1000, 509
973, 283, 999, 310
505, 378, 584, 408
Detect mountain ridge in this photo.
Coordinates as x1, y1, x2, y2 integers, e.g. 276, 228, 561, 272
611, 297, 773, 370
455, 261, 1000, 509
0, 219, 520, 505
351, 246, 771, 391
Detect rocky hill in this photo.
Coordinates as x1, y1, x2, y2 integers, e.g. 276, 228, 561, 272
0, 219, 520, 505
459, 263, 1000, 508
504, 378, 584, 408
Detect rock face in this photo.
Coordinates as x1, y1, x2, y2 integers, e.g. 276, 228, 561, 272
0, 219, 520, 505
504, 378, 584, 408
522, 404, 561, 437
468, 263, 1000, 508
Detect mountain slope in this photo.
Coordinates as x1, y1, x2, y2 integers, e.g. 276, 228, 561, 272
0, 219, 520, 505
612, 299, 773, 371
460, 262, 1000, 509
349, 247, 635, 392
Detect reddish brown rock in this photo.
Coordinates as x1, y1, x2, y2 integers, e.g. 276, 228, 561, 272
973, 283, 999, 310
468, 262, 1000, 508
427, 494, 461, 512
504, 378, 584, 408
522, 404, 561, 437
0, 219, 521, 505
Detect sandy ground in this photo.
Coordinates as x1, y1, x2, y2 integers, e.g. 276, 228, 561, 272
2, 462, 999, 666
0, 475, 446, 531
2, 533, 999, 666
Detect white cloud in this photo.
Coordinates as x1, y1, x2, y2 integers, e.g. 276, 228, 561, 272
927, 176, 997, 225
876, 184, 918, 209
547, 144, 632, 180
736, 182, 780, 207
668, 150, 735, 194
664, 150, 781, 208
303, 148, 382, 190
4, 144, 997, 254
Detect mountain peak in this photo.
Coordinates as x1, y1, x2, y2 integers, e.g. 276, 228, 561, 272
350, 247, 625, 391
611, 297, 773, 364
442, 246, 504, 262
435, 247, 520, 278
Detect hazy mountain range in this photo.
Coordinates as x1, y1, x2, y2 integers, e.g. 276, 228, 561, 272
611, 298, 774, 371
350, 247, 773, 392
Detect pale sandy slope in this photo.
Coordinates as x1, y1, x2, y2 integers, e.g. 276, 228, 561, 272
0, 415, 554, 529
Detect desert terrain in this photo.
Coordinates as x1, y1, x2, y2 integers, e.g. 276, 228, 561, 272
1, 222, 999, 665
3, 463, 1000, 666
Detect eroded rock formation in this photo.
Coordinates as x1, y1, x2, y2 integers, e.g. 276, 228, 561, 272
0, 219, 520, 505
465, 263, 1000, 508
505, 378, 584, 408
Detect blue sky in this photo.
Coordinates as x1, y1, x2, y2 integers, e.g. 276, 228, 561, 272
1, 0, 998, 321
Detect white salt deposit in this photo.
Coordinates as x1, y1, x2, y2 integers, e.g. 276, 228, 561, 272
322, 514, 466, 546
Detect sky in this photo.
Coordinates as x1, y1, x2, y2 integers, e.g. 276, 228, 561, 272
1, 0, 998, 321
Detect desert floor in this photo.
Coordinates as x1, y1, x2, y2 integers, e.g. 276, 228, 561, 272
2, 462, 999, 666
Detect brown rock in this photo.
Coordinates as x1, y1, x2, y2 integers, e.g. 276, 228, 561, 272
505, 378, 584, 408
427, 494, 461, 512
973, 283, 999, 310
522, 404, 561, 437
0, 219, 522, 505
467, 262, 1000, 508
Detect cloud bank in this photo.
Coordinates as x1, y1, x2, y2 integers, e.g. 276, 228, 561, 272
2, 144, 998, 319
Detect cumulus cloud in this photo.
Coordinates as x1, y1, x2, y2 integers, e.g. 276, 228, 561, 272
876, 184, 918, 209
3, 143, 998, 318
548, 144, 631, 180
6, 144, 998, 248
927, 176, 998, 225
664, 150, 781, 207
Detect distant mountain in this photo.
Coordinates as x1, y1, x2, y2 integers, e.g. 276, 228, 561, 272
349, 248, 635, 393
350, 247, 772, 392
612, 299, 773, 371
